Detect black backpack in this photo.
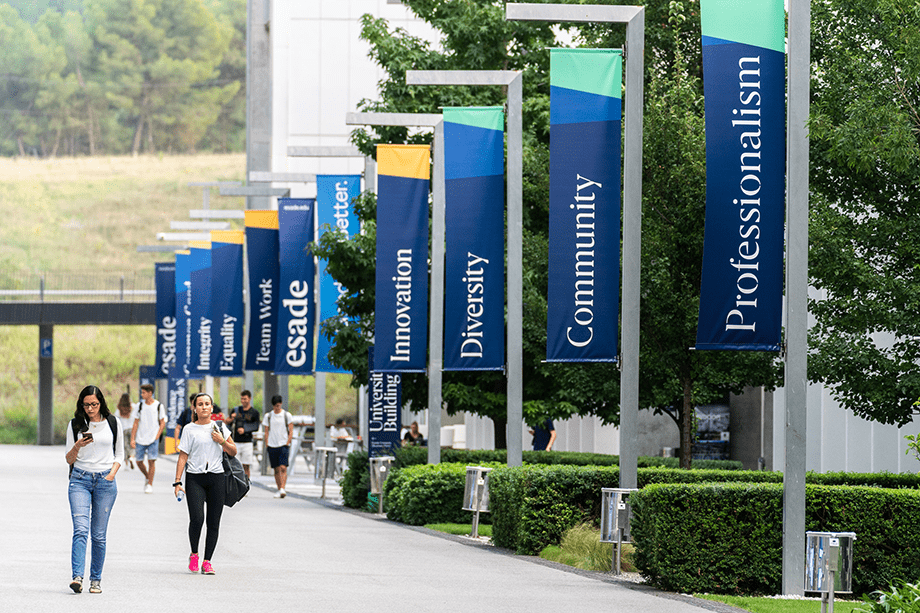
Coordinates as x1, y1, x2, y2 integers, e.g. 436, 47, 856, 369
69, 415, 119, 477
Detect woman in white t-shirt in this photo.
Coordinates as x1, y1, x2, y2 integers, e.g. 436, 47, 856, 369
173, 393, 235, 576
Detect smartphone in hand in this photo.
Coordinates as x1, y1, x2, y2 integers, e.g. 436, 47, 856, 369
82, 432, 93, 441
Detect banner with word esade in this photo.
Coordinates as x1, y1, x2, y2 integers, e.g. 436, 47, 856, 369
547, 49, 622, 362
154, 262, 176, 378
275, 199, 315, 375
443, 107, 505, 371
367, 347, 401, 456
210, 231, 244, 377
696, 0, 785, 351
374, 144, 430, 372
188, 241, 212, 377
315, 175, 361, 373
174, 250, 191, 381
244, 211, 280, 371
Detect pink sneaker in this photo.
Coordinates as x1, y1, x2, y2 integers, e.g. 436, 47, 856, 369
188, 553, 199, 573
201, 560, 215, 575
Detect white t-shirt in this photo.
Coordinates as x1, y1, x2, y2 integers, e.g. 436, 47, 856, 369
178, 422, 231, 474
116, 407, 136, 431
262, 410, 293, 448
134, 399, 166, 445
66, 417, 125, 473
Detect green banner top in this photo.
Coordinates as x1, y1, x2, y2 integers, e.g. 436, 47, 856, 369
701, 0, 785, 54
550, 48, 622, 99
443, 106, 504, 132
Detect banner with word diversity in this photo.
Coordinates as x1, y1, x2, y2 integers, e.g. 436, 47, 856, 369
209, 230, 244, 377
443, 107, 505, 371
154, 262, 176, 378
275, 198, 315, 375
315, 175, 361, 373
174, 250, 191, 381
547, 48, 622, 362
374, 144, 430, 372
188, 241, 212, 377
696, 0, 785, 351
244, 211, 280, 372
367, 347, 401, 456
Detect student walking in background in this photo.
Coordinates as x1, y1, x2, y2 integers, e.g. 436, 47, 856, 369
262, 395, 293, 499
225, 390, 260, 479
131, 383, 166, 493
65, 385, 123, 594
115, 393, 136, 469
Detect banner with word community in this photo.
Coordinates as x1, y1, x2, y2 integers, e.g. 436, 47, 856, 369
174, 250, 191, 381
154, 262, 176, 379
188, 241, 212, 377
696, 0, 785, 351
209, 230, 245, 377
443, 107, 505, 371
367, 347, 401, 456
244, 210, 280, 372
374, 144, 430, 372
315, 175, 361, 373
547, 48, 622, 362
275, 198, 316, 375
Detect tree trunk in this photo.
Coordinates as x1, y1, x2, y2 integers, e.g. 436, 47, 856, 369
87, 106, 96, 155
493, 415, 507, 450
680, 377, 693, 469
17, 136, 25, 157
132, 115, 144, 156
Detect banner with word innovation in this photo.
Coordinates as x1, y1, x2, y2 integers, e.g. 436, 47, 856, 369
367, 347, 401, 456
154, 262, 176, 378
374, 144, 430, 372
275, 198, 315, 375
210, 230, 245, 377
696, 0, 785, 351
316, 175, 361, 373
547, 48, 622, 362
244, 211, 280, 371
188, 241, 212, 377
443, 107, 505, 371
174, 250, 191, 380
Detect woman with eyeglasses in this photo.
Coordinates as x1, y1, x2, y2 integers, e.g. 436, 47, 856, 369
65, 385, 123, 594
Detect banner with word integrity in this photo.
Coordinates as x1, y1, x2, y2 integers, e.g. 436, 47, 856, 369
547, 48, 622, 362
696, 0, 785, 351
244, 211, 280, 371
367, 347, 401, 456
154, 262, 176, 379
275, 198, 315, 375
209, 231, 244, 377
374, 144, 430, 372
174, 250, 191, 381
443, 107, 505, 371
188, 241, 212, 377
316, 175, 361, 373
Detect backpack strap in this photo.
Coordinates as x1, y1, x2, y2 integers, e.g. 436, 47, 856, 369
107, 414, 118, 456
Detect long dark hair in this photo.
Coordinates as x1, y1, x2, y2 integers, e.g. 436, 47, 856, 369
73, 385, 111, 431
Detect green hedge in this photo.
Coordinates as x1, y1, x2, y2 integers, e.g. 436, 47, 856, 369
383, 462, 502, 525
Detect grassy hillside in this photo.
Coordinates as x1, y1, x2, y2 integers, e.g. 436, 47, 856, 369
0, 154, 360, 444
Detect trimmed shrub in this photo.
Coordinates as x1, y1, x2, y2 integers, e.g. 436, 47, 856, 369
383, 462, 500, 525
340, 450, 371, 509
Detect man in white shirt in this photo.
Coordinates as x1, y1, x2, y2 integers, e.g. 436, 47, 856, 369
131, 384, 166, 493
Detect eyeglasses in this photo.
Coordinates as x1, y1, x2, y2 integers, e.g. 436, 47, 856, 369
83, 402, 100, 409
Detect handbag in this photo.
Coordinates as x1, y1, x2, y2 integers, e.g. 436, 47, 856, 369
222, 451, 250, 507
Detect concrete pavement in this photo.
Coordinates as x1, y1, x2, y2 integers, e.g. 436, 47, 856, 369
2, 445, 744, 613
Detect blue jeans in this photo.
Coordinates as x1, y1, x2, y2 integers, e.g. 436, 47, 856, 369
69, 468, 117, 581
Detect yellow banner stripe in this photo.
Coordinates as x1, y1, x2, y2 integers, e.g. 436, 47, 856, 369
377, 144, 430, 180
211, 230, 245, 245
245, 210, 279, 229
176, 250, 190, 256
189, 241, 211, 250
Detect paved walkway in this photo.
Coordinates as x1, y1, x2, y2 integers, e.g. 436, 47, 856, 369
2, 445, 744, 613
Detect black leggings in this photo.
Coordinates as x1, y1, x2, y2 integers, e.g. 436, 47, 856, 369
186, 471, 225, 560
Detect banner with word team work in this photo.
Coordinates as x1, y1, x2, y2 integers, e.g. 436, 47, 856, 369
547, 48, 622, 362
188, 241, 213, 377
275, 199, 316, 375
209, 230, 245, 377
244, 211, 280, 371
696, 0, 785, 351
174, 250, 191, 381
315, 175, 361, 373
154, 262, 176, 379
443, 107, 505, 371
374, 144, 430, 372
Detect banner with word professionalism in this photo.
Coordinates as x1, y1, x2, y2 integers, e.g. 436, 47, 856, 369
188, 241, 212, 377
315, 175, 361, 373
547, 48, 622, 362
209, 230, 245, 377
154, 262, 176, 378
244, 210, 280, 371
443, 107, 505, 371
367, 347, 401, 456
374, 144, 430, 372
275, 198, 315, 375
696, 0, 785, 351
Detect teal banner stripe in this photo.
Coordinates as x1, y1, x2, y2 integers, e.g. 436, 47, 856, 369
700, 0, 785, 54
443, 107, 504, 132
550, 48, 622, 99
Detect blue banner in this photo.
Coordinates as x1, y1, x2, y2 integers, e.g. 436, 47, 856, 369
443, 107, 505, 371
165, 375, 186, 432
275, 198, 315, 375
154, 262, 176, 378
175, 251, 191, 382
374, 144, 430, 372
210, 231, 245, 377
244, 211, 280, 371
316, 175, 361, 373
188, 242, 212, 377
139, 365, 157, 392
547, 49, 622, 362
696, 0, 785, 351
367, 347, 401, 456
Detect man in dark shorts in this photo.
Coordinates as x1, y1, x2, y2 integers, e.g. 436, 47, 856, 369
261, 395, 293, 498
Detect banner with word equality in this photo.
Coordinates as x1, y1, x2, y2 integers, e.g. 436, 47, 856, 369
154, 262, 176, 378
367, 347, 401, 456
275, 198, 316, 375
174, 250, 191, 382
244, 210, 280, 371
374, 144, 430, 372
315, 175, 361, 373
547, 48, 622, 362
443, 107, 505, 371
696, 0, 785, 351
209, 230, 245, 377
188, 241, 213, 377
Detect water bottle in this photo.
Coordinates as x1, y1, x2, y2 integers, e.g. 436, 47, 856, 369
176, 490, 184, 502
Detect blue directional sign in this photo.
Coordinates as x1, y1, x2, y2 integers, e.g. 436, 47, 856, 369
40, 338, 52, 359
